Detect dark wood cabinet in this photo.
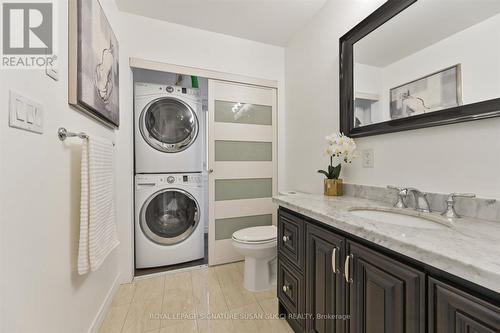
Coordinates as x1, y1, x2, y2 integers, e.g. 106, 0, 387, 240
277, 209, 306, 331
277, 208, 500, 333
306, 223, 346, 333
347, 241, 425, 333
429, 278, 500, 332
278, 209, 305, 270
278, 257, 306, 330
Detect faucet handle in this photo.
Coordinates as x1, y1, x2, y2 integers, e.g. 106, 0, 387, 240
387, 185, 408, 193
387, 186, 409, 208
442, 193, 476, 219
446, 193, 476, 201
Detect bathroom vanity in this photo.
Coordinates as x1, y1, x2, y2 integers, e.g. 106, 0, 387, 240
274, 192, 500, 333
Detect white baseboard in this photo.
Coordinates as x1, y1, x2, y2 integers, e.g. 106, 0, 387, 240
88, 274, 122, 333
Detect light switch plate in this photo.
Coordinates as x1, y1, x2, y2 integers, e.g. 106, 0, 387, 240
45, 53, 59, 81
9, 90, 44, 134
362, 149, 374, 168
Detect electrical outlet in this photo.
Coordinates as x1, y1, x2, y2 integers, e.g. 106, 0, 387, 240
362, 149, 374, 168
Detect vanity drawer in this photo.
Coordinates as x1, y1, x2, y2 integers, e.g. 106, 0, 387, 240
278, 209, 305, 270
278, 257, 305, 329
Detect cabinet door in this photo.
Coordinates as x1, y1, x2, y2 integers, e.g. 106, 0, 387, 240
347, 241, 425, 333
306, 223, 346, 333
429, 278, 500, 332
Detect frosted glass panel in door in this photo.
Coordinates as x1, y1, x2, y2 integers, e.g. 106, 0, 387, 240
215, 178, 272, 201
215, 214, 272, 240
215, 141, 272, 161
215, 101, 272, 125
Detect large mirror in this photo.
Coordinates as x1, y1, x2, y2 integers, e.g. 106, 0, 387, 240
340, 0, 500, 137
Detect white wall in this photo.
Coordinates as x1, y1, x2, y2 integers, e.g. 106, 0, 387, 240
0, 0, 285, 332
285, 0, 500, 199
0, 1, 124, 332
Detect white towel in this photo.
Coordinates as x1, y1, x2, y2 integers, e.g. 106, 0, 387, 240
78, 136, 119, 275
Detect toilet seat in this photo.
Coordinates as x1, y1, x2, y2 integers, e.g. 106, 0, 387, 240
232, 225, 277, 244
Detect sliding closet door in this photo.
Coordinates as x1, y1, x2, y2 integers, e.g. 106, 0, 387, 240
208, 80, 277, 265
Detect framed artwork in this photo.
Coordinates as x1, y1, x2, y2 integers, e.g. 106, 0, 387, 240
69, 0, 119, 128
389, 65, 462, 120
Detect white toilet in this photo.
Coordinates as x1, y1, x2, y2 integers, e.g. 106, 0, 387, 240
232, 225, 277, 292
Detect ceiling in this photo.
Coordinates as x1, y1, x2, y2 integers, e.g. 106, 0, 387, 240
115, 0, 328, 46
355, 0, 500, 67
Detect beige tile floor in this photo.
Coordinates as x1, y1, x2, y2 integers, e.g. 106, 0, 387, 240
99, 262, 293, 333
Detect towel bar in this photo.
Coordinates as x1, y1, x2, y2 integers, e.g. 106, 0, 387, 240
58, 127, 115, 146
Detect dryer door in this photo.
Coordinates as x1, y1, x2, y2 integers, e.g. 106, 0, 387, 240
139, 97, 199, 153
140, 188, 200, 245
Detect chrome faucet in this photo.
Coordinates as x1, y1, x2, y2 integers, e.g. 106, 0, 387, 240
407, 188, 431, 213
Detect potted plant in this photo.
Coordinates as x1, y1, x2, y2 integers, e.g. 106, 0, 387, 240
318, 133, 356, 196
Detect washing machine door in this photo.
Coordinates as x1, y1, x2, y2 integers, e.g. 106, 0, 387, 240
139, 97, 199, 153
140, 188, 200, 245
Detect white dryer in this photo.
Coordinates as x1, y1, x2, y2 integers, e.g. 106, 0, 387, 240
135, 173, 204, 268
135, 83, 204, 173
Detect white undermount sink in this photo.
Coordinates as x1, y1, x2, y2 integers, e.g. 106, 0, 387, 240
349, 208, 449, 230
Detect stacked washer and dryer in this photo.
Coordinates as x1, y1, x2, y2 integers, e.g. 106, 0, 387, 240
134, 82, 206, 269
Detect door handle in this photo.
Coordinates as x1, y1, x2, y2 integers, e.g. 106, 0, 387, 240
331, 247, 339, 274
208, 169, 214, 174
344, 254, 353, 283
282, 235, 290, 243
282, 285, 290, 293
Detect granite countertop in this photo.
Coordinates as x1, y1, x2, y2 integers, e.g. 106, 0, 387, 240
273, 192, 500, 295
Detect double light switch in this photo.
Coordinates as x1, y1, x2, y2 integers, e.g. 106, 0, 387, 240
9, 90, 43, 134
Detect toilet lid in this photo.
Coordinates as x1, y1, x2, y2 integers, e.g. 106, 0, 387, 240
232, 225, 277, 243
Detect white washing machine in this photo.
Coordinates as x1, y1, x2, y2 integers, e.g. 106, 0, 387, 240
135, 82, 204, 173
135, 173, 204, 268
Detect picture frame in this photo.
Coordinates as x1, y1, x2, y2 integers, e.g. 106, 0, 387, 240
389, 64, 463, 120
69, 0, 120, 128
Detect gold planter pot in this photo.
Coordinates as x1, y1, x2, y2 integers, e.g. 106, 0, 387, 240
324, 179, 343, 196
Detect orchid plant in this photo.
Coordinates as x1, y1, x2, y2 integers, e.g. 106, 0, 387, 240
317, 133, 356, 180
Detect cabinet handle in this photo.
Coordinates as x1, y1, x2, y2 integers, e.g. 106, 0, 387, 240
282, 235, 290, 243
344, 254, 353, 283
331, 247, 339, 274
282, 285, 290, 293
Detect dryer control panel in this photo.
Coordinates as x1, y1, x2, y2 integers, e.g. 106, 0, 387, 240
158, 174, 202, 186
135, 173, 202, 190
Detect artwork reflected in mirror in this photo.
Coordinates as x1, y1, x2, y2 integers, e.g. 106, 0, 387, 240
389, 65, 461, 121
341, 0, 500, 137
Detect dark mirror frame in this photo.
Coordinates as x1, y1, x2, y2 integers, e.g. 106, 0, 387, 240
340, 0, 500, 138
